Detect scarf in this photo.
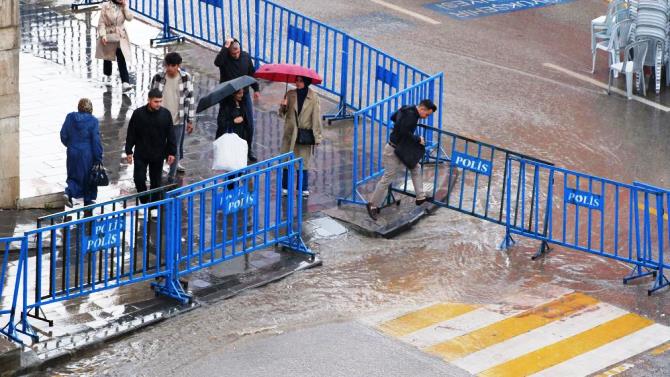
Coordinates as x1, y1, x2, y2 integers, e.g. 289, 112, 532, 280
296, 77, 312, 114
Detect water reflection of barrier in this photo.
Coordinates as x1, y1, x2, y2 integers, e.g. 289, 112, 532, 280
0, 237, 28, 343
502, 157, 670, 295
0, 155, 311, 344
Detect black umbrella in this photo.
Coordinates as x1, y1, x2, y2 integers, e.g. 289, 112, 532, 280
196, 75, 258, 113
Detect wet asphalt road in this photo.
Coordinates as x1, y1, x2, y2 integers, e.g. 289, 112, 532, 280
25, 0, 670, 375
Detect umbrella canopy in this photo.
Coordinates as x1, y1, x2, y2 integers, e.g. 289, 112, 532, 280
196, 75, 257, 113
254, 63, 323, 85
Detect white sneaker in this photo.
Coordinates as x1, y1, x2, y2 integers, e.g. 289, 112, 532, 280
177, 163, 186, 173
302, 190, 310, 197
281, 189, 288, 196
122, 82, 134, 92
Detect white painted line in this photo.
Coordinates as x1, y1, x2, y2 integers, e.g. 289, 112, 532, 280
543, 63, 670, 112
530, 323, 670, 377
402, 304, 516, 348
369, 0, 441, 25
453, 303, 628, 374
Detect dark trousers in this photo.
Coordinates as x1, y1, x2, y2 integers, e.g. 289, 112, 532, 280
244, 93, 255, 152
103, 48, 130, 83
282, 169, 309, 191
134, 157, 163, 203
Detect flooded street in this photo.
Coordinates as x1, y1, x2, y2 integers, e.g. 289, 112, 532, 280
9, 0, 670, 375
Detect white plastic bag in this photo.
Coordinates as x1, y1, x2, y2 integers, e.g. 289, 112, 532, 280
212, 133, 248, 171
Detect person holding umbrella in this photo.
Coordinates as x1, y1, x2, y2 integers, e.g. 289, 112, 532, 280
216, 88, 249, 142
278, 76, 323, 197
214, 38, 260, 162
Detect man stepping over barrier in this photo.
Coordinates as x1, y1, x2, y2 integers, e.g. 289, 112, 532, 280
366, 99, 437, 221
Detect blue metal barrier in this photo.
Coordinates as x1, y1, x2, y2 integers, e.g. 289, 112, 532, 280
8, 155, 312, 342
158, 156, 312, 298
502, 157, 669, 294
385, 125, 552, 227
0, 237, 28, 343
21, 200, 174, 340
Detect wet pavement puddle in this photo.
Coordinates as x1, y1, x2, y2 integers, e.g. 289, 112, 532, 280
367, 287, 670, 377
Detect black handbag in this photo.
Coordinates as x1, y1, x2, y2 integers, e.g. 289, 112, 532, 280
294, 110, 315, 145
393, 137, 425, 169
296, 128, 315, 145
89, 163, 109, 187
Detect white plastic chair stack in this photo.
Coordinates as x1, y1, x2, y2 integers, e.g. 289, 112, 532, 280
634, 0, 669, 93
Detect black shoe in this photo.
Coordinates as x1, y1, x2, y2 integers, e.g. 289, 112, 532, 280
416, 196, 433, 205
366, 203, 379, 221
63, 194, 73, 208
248, 152, 258, 163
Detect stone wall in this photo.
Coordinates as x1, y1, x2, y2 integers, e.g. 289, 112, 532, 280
0, 0, 20, 208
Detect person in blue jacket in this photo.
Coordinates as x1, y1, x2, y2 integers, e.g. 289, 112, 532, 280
60, 98, 104, 207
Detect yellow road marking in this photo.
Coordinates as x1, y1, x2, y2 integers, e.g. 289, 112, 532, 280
378, 303, 477, 337
479, 313, 653, 377
425, 292, 599, 361
650, 341, 670, 355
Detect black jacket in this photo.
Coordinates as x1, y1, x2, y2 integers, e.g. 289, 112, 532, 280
125, 106, 177, 161
389, 105, 421, 146
214, 46, 260, 93
216, 98, 249, 141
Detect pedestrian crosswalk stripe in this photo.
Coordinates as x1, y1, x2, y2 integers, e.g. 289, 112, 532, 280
530, 324, 670, 377
424, 292, 599, 361
401, 305, 517, 349
452, 302, 628, 374
400, 290, 575, 349
378, 302, 477, 337
479, 313, 653, 377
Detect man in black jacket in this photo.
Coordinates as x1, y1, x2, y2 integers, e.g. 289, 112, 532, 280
366, 99, 437, 221
214, 37, 260, 162
125, 88, 177, 203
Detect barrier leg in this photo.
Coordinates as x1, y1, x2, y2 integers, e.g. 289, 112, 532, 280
322, 99, 353, 124
153, 277, 191, 304
623, 264, 656, 285
279, 234, 314, 259
71, 0, 104, 11
499, 228, 515, 250
150, 0, 185, 47
647, 270, 670, 295
337, 189, 368, 207
531, 241, 551, 260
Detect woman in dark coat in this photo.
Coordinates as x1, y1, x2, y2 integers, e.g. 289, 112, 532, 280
216, 88, 250, 142
60, 98, 104, 207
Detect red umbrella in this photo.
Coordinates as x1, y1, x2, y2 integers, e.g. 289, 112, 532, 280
254, 63, 323, 85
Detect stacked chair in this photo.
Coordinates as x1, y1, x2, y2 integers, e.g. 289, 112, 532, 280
632, 0, 669, 94
593, 0, 670, 99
